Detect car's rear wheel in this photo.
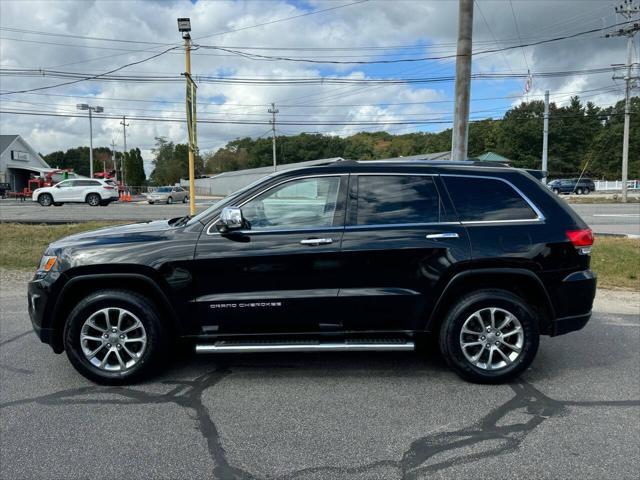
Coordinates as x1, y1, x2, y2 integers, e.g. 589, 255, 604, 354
583, 188, 590, 195
64, 289, 167, 384
553, 188, 560, 194
167, 196, 173, 204
86, 193, 101, 206
438, 289, 539, 384
38, 193, 53, 206
576, 187, 583, 195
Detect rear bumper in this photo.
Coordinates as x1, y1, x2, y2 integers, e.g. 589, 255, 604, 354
550, 269, 597, 336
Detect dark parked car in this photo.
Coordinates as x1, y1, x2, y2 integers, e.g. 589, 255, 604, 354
548, 178, 596, 195
28, 160, 596, 384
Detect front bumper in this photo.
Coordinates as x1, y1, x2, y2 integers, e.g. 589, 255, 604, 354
28, 271, 64, 353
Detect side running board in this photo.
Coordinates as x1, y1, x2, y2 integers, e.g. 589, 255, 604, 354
195, 339, 415, 354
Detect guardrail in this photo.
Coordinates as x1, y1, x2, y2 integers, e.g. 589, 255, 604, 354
594, 180, 640, 191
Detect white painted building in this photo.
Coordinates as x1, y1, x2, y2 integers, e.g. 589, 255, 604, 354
0, 135, 51, 192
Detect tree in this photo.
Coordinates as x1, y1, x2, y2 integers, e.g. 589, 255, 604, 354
123, 148, 146, 187
149, 137, 205, 186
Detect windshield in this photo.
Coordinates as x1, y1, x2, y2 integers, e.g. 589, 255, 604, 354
156, 187, 172, 193
187, 172, 279, 226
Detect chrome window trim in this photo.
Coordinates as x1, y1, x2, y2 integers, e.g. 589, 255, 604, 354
440, 173, 546, 223
206, 173, 345, 236
345, 221, 461, 230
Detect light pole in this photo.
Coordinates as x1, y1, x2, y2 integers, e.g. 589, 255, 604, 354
178, 17, 197, 216
76, 103, 103, 178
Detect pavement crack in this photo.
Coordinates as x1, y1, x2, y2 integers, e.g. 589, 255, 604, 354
1, 375, 638, 480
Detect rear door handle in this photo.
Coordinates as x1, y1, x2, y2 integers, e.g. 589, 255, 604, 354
300, 238, 333, 246
426, 232, 459, 239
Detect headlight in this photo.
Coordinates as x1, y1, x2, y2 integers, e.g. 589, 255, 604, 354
37, 255, 57, 273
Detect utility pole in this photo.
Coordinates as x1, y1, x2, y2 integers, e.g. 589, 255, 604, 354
269, 102, 279, 171
178, 17, 197, 216
607, 0, 640, 203
542, 90, 549, 183
451, 0, 474, 161
111, 139, 117, 181
120, 116, 129, 185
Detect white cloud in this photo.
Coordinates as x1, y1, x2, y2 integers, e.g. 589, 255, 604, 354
0, 0, 628, 164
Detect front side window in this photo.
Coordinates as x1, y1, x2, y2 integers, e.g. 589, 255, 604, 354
444, 176, 538, 222
56, 180, 73, 188
355, 175, 442, 225
241, 176, 341, 230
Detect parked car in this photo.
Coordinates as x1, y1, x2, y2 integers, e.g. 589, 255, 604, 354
28, 160, 596, 384
548, 178, 595, 195
32, 178, 119, 207
147, 186, 188, 204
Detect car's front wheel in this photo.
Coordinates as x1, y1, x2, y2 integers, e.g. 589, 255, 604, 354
64, 289, 167, 384
183, 195, 188, 203
86, 193, 101, 206
553, 188, 560, 194
438, 289, 539, 384
576, 187, 583, 195
167, 196, 173, 204
38, 193, 53, 206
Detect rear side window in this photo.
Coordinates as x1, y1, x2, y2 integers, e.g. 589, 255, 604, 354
355, 175, 443, 225
75, 180, 101, 187
444, 176, 538, 222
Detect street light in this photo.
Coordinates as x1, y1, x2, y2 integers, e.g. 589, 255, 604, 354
76, 103, 103, 178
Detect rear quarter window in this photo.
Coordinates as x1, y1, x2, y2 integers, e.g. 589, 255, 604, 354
443, 176, 538, 222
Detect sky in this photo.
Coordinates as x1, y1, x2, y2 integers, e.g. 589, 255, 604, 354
0, 0, 636, 174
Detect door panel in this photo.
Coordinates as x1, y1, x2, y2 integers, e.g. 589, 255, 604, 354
338, 174, 470, 332
192, 175, 348, 336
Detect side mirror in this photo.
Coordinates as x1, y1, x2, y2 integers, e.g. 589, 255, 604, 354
217, 206, 245, 233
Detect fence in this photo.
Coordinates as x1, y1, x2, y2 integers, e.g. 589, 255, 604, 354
594, 180, 640, 191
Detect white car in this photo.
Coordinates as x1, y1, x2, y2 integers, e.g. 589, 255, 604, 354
32, 178, 120, 207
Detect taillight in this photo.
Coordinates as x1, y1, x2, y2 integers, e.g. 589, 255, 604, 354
566, 228, 594, 254
103, 186, 115, 190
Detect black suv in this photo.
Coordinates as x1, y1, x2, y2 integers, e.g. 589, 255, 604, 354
548, 178, 596, 195
28, 160, 596, 384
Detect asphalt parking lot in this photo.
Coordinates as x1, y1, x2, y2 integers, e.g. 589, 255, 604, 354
1, 198, 638, 236
1, 272, 638, 480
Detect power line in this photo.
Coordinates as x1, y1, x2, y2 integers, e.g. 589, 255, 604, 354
508, 0, 531, 70
195, 0, 370, 40
0, 46, 179, 95
194, 21, 637, 64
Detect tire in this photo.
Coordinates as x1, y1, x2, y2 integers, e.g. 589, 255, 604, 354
183, 195, 188, 203
583, 188, 590, 195
86, 193, 101, 207
38, 193, 53, 207
438, 289, 539, 384
64, 289, 167, 385
576, 187, 583, 195
167, 196, 173, 204
148, 201, 154, 205
552, 188, 560, 195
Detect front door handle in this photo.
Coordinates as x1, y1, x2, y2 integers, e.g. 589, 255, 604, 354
426, 232, 459, 239
300, 238, 333, 246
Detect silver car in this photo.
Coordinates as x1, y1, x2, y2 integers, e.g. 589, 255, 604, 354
147, 186, 188, 204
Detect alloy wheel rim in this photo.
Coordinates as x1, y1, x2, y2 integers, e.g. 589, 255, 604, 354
89, 195, 99, 206
80, 307, 147, 372
41, 196, 51, 206
459, 307, 524, 371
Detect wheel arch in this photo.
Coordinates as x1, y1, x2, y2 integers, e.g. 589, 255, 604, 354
426, 268, 555, 336
50, 272, 180, 353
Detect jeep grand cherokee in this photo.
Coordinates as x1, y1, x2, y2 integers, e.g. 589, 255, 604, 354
28, 160, 596, 384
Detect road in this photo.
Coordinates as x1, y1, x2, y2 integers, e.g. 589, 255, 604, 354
1, 199, 639, 236
570, 203, 640, 236
1, 271, 638, 480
